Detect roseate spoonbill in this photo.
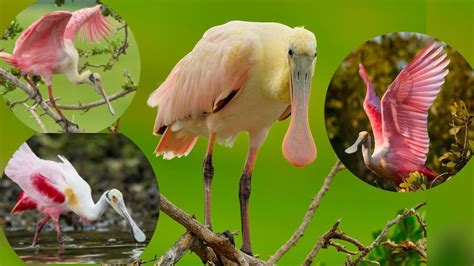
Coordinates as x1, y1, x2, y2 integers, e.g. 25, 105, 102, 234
4, 143, 146, 246
148, 21, 317, 254
0, 4, 115, 127
345, 42, 449, 184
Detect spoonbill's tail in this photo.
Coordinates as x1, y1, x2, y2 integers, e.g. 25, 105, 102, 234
0, 52, 17, 66
5, 143, 40, 184
419, 166, 439, 181
155, 127, 198, 160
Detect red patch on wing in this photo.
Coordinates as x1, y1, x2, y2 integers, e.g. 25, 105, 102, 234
31, 173, 65, 204
11, 192, 37, 214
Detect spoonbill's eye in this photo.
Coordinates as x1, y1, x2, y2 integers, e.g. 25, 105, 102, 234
288, 49, 294, 56
314, 52, 317, 58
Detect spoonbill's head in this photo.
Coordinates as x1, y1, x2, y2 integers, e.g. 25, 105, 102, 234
105, 189, 146, 243
282, 27, 317, 167
86, 72, 115, 115
345, 131, 370, 154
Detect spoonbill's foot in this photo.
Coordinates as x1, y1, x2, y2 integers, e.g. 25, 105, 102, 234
240, 247, 253, 256
54, 117, 78, 131
221, 230, 235, 246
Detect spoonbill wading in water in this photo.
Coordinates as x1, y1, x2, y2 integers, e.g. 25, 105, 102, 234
345, 42, 449, 185
5, 143, 146, 246
0, 5, 115, 127
148, 21, 317, 254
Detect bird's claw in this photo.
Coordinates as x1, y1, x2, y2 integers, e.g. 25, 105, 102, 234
220, 230, 235, 246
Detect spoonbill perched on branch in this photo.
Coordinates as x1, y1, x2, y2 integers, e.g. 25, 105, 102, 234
345, 42, 449, 184
148, 21, 317, 254
0, 4, 115, 126
5, 143, 145, 246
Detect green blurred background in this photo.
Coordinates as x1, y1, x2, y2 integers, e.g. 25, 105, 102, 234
326, 33, 473, 191
0, 0, 140, 132
0, 0, 473, 265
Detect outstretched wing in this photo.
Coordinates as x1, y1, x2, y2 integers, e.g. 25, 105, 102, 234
359, 63, 384, 148
381, 42, 449, 165
5, 143, 66, 207
147, 22, 255, 134
64, 5, 112, 43
11, 11, 72, 71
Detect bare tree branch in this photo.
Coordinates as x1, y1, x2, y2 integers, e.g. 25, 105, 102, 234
267, 159, 344, 264
157, 232, 196, 265
0, 68, 80, 132
54, 86, 135, 111
1, 67, 135, 132
159, 195, 265, 266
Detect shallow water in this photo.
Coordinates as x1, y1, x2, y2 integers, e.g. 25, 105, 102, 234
7, 230, 146, 264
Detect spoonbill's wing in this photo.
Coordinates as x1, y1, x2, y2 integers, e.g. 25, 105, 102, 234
64, 5, 112, 43
5, 143, 67, 207
11, 192, 38, 214
147, 24, 255, 134
9, 11, 71, 72
381, 42, 449, 165
359, 63, 384, 147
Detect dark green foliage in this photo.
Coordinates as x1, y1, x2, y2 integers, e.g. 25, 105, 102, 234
326, 33, 474, 191
366, 211, 427, 265
1, 20, 23, 41
439, 100, 473, 173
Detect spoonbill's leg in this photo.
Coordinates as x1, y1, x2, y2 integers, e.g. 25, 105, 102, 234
47, 85, 67, 124
239, 146, 259, 255
51, 215, 64, 245
23, 75, 41, 98
203, 132, 216, 229
32, 216, 50, 246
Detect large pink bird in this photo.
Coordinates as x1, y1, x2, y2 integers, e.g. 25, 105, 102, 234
5, 143, 145, 246
148, 21, 317, 254
0, 5, 115, 126
345, 42, 449, 184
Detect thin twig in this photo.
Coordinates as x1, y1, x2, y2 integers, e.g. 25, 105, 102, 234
23, 103, 47, 133
382, 239, 427, 260
414, 211, 427, 239
7, 95, 29, 108
267, 159, 344, 264
302, 220, 342, 266
53, 86, 135, 110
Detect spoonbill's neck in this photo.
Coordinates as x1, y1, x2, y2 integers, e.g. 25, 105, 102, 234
361, 134, 373, 168
83, 192, 109, 221
65, 70, 91, 85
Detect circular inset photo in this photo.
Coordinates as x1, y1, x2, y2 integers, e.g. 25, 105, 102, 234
0, 1, 139, 133
0, 134, 159, 264
325, 32, 473, 192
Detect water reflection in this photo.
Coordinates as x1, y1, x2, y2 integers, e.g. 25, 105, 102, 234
7, 230, 146, 264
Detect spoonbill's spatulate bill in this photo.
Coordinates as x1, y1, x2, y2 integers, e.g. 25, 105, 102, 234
5, 143, 145, 245
345, 42, 449, 184
148, 21, 318, 255
0, 5, 116, 126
